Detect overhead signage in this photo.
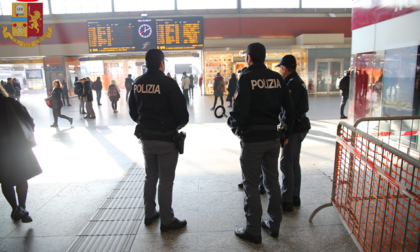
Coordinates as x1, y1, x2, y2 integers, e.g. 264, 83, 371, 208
87, 17, 204, 53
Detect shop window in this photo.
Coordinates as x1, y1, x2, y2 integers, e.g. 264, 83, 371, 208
241, 0, 299, 9
302, 0, 353, 8
50, 0, 112, 14
114, 0, 175, 12
177, 0, 236, 10
0, 0, 50, 15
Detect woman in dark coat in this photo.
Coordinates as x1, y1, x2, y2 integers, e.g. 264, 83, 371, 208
0, 85, 42, 223
45, 80, 73, 127
227, 73, 237, 108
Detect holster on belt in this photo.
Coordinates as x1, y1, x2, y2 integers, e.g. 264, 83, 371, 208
173, 131, 187, 154
277, 122, 288, 148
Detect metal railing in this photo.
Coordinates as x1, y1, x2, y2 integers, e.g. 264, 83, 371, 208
309, 121, 420, 252
354, 116, 420, 159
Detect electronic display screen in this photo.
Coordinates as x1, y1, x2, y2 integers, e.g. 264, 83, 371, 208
87, 17, 203, 53
25, 69, 43, 79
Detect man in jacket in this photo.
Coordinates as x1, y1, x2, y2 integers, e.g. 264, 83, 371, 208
228, 43, 295, 244
129, 49, 189, 232
12, 78, 21, 101
338, 70, 350, 119
125, 74, 134, 101
80, 78, 95, 119
74, 81, 85, 114
276, 55, 311, 212
181, 72, 190, 104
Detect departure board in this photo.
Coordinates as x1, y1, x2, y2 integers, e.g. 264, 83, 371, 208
87, 17, 203, 53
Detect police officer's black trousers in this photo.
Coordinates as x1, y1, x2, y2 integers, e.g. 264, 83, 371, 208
142, 140, 179, 225
240, 138, 282, 236
280, 131, 308, 203
340, 95, 349, 117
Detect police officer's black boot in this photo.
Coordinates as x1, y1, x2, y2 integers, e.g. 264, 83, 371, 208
234, 228, 262, 244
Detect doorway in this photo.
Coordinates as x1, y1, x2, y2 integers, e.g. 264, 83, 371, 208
315, 59, 344, 95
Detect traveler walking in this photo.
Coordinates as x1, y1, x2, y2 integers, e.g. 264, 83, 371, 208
228, 43, 295, 244
125, 74, 134, 101
199, 74, 203, 95
0, 85, 42, 223
108, 79, 121, 113
166, 72, 171, 78
94, 77, 103, 105
61, 79, 71, 106
210, 73, 225, 110
80, 78, 96, 119
74, 80, 85, 114
227, 73, 237, 108
12, 78, 21, 101
337, 70, 350, 119
181, 72, 190, 104
277, 55, 311, 212
194, 74, 198, 86
45, 80, 73, 127
188, 74, 194, 99
128, 49, 189, 232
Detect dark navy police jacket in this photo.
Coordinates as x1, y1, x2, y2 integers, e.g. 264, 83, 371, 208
228, 62, 295, 143
129, 69, 189, 141
281, 71, 310, 133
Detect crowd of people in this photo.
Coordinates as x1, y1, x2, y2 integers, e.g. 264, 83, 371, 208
2, 43, 351, 246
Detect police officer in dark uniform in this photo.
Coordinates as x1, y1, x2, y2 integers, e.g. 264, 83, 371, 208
228, 43, 295, 244
276, 55, 311, 212
129, 49, 189, 232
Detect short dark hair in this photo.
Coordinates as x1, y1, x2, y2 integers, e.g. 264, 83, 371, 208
7, 77, 11, 82
285, 66, 295, 73
145, 49, 165, 69
249, 53, 265, 64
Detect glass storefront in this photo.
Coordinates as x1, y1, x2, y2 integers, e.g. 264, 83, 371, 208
350, 46, 420, 120
0, 62, 45, 90
203, 49, 308, 95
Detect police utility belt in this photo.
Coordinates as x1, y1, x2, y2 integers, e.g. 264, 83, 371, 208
134, 125, 186, 154
236, 124, 287, 147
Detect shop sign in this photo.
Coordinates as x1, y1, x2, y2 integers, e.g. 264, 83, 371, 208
2, 0, 53, 47
0, 59, 43, 64
46, 66, 62, 71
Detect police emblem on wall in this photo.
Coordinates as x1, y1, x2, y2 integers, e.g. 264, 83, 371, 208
2, 0, 53, 47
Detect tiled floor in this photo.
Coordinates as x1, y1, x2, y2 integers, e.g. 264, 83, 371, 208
0, 87, 358, 252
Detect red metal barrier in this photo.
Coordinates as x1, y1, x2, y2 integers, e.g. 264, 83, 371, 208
310, 122, 420, 252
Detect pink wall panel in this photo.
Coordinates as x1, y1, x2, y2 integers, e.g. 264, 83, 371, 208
353, 0, 420, 30
203, 18, 241, 38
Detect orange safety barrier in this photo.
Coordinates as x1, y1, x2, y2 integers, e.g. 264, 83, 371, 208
309, 122, 420, 252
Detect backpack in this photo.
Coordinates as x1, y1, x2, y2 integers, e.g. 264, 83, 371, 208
109, 85, 119, 97
338, 75, 349, 90
217, 81, 226, 93
74, 83, 83, 95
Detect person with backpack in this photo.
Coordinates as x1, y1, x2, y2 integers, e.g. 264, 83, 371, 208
188, 74, 194, 99
80, 78, 96, 119
125, 74, 134, 101
107, 79, 121, 113
337, 70, 350, 119
73, 80, 85, 114
181, 72, 190, 104
210, 72, 225, 110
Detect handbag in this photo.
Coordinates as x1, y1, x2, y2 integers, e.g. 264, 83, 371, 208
45, 100, 53, 108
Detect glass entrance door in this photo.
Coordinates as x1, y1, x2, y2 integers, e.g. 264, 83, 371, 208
315, 59, 344, 94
